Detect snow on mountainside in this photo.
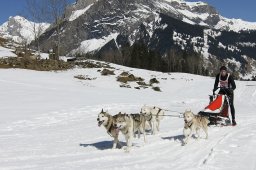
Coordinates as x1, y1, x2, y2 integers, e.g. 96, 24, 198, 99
161, 0, 256, 32
0, 61, 256, 169
70, 33, 119, 54
0, 16, 50, 44
215, 16, 256, 32
69, 3, 95, 21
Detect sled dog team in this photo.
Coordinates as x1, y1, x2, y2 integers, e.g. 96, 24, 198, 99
97, 106, 209, 152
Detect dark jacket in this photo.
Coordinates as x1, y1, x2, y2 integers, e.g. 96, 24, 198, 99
213, 73, 236, 92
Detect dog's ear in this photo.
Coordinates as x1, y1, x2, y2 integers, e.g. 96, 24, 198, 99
101, 108, 104, 113
124, 113, 130, 119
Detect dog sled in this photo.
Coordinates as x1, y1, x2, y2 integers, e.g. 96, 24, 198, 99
198, 87, 232, 126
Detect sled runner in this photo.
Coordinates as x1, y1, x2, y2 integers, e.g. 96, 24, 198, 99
198, 87, 232, 126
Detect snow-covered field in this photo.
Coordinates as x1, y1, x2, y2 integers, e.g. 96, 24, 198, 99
0, 62, 256, 170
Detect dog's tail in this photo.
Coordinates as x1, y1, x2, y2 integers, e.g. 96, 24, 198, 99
157, 109, 165, 120
201, 116, 210, 126
206, 117, 210, 124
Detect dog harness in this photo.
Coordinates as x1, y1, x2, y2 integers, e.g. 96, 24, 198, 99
105, 116, 115, 137
146, 114, 153, 121
184, 121, 193, 129
219, 73, 230, 88
150, 107, 162, 119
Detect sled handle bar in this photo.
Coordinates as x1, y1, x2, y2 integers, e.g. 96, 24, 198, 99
215, 87, 233, 90
213, 87, 233, 94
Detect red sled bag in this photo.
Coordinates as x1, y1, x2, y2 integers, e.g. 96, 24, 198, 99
199, 94, 231, 126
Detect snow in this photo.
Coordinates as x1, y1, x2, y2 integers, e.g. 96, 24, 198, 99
0, 46, 17, 58
39, 53, 50, 60
155, 0, 210, 26
146, 21, 154, 38
163, 0, 208, 7
225, 58, 241, 71
218, 42, 226, 49
185, 1, 208, 7
59, 56, 76, 62
215, 16, 256, 32
0, 61, 256, 169
240, 56, 256, 79
177, 9, 209, 21
154, 1, 179, 15
238, 42, 256, 47
182, 17, 195, 25
227, 45, 240, 52
69, 4, 94, 21
70, 33, 119, 54
134, 4, 151, 16
36, 53, 75, 61
159, 0, 256, 32
201, 29, 211, 59
173, 31, 189, 50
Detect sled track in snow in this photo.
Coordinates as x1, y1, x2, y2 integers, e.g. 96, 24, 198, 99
199, 121, 256, 169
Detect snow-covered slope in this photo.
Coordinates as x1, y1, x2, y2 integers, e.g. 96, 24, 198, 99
0, 16, 50, 44
0, 62, 255, 169
215, 16, 256, 32
0, 46, 17, 58
69, 3, 94, 21
70, 33, 119, 54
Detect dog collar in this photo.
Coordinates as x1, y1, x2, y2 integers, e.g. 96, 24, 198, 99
185, 121, 193, 129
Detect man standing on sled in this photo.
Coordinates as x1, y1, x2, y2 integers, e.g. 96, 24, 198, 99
213, 66, 237, 126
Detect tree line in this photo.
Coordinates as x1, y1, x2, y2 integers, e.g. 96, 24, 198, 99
81, 42, 210, 76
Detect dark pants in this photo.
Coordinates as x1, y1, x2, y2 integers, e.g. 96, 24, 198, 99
219, 90, 235, 120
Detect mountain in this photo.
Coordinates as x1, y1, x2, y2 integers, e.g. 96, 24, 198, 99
0, 16, 50, 44
37, 0, 256, 77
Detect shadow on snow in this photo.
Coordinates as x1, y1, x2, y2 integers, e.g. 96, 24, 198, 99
79, 141, 126, 150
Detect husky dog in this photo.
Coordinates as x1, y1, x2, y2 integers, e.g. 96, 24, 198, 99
97, 109, 121, 149
130, 113, 147, 142
113, 113, 134, 152
113, 112, 146, 152
140, 106, 165, 135
183, 110, 209, 145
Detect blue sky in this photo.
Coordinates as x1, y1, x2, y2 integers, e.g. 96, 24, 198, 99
0, 0, 75, 24
189, 0, 256, 22
0, 0, 255, 25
